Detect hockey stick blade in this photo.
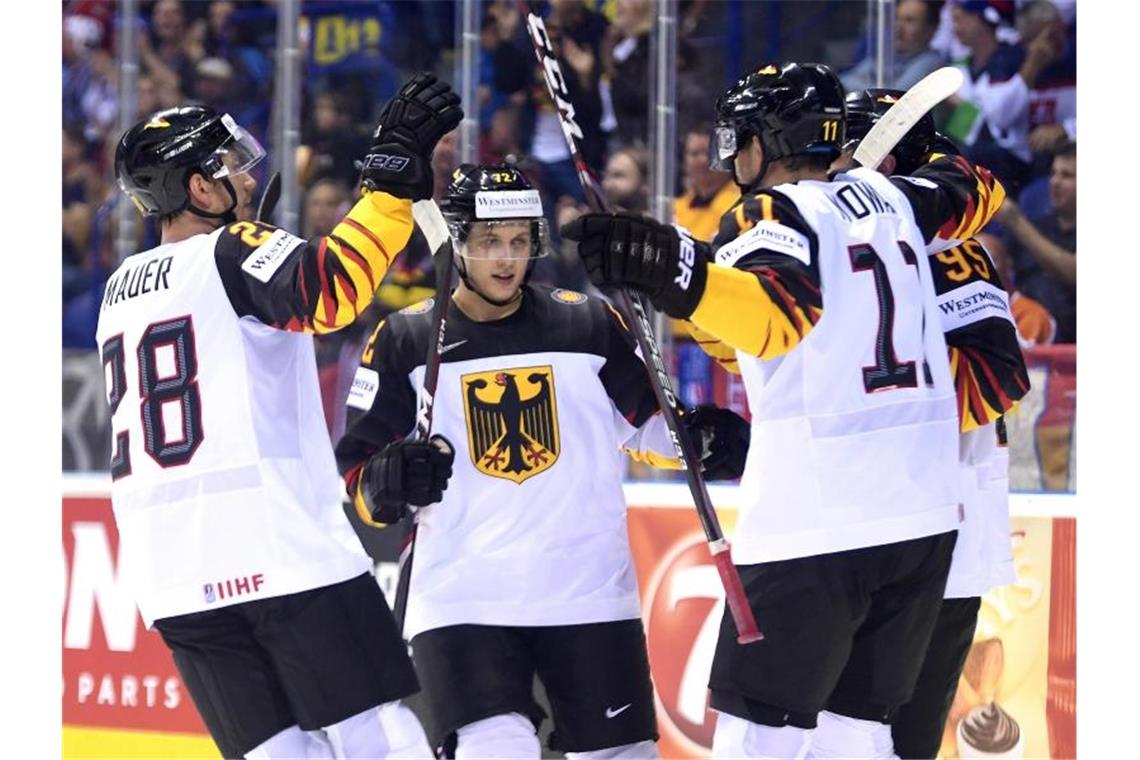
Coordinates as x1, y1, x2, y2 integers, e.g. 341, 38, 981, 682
256, 171, 281, 223
852, 67, 964, 171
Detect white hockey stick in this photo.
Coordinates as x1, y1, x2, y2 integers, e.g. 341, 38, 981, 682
852, 67, 964, 170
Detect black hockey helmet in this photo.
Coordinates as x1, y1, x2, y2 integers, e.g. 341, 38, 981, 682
711, 63, 846, 181
843, 88, 940, 175
115, 105, 265, 220
439, 163, 548, 261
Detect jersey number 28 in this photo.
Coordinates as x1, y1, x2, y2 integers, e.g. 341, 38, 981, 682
101, 316, 204, 480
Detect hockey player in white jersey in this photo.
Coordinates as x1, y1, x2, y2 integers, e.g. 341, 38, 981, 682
809, 88, 1029, 760
96, 73, 461, 759
335, 164, 750, 760
562, 62, 1007, 759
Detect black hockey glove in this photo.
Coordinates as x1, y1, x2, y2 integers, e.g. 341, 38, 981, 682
682, 406, 750, 481
361, 434, 455, 523
560, 213, 709, 319
360, 72, 464, 200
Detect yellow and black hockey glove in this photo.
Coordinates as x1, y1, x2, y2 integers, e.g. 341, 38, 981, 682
360, 72, 463, 200
361, 434, 455, 523
682, 405, 750, 481
561, 213, 709, 319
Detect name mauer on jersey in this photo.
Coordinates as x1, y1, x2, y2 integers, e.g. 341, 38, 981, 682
462, 365, 559, 484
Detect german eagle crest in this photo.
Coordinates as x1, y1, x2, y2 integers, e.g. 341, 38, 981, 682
462, 365, 559, 483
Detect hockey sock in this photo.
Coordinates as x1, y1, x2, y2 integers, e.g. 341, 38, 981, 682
711, 711, 813, 760
455, 712, 541, 759
322, 700, 432, 759
244, 725, 334, 759
806, 710, 899, 760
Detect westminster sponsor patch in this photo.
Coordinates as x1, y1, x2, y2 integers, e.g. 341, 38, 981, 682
715, 221, 811, 267
936, 280, 1012, 332
347, 367, 380, 410
241, 228, 305, 283
462, 365, 559, 484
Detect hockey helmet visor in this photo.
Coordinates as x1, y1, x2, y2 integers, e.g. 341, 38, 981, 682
198, 114, 266, 180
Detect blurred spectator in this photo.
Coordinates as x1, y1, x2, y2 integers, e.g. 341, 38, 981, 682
432, 128, 462, 201
996, 142, 1076, 343
63, 15, 120, 144
63, 127, 97, 303
602, 144, 649, 214
841, 0, 945, 91
673, 125, 739, 243
296, 91, 372, 189
480, 104, 525, 165
477, 2, 534, 129
976, 231, 1057, 348
547, 0, 609, 169
138, 0, 204, 99
606, 0, 654, 146
1018, 1, 1077, 159
301, 178, 351, 240
944, 0, 1061, 195
191, 57, 237, 110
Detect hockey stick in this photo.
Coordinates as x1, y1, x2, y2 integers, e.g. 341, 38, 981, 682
522, 6, 762, 643
391, 199, 456, 636
256, 171, 281, 223
852, 67, 964, 170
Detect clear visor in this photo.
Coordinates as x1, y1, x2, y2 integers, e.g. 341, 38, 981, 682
453, 218, 550, 261
710, 125, 739, 171
201, 117, 266, 179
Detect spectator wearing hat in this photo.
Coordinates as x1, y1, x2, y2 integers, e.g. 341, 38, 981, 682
945, 0, 1061, 195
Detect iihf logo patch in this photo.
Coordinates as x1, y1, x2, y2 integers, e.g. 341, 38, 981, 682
204, 583, 216, 603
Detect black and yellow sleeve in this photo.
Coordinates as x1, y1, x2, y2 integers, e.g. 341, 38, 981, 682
891, 154, 1006, 247
690, 190, 823, 360
334, 316, 420, 527
929, 238, 1030, 432
215, 189, 414, 333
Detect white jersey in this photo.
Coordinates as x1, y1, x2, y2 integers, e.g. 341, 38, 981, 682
720, 168, 962, 563
926, 237, 1023, 598
944, 423, 1015, 598
95, 229, 370, 626
337, 286, 675, 639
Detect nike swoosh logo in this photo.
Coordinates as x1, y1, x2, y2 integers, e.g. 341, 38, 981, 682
439, 339, 468, 355
605, 704, 632, 719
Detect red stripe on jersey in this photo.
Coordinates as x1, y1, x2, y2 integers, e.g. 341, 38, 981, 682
316, 240, 337, 326
345, 462, 365, 494
343, 218, 393, 265
334, 236, 376, 292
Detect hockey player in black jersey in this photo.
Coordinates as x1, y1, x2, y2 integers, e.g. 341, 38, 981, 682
335, 164, 749, 760
811, 88, 1029, 760
562, 63, 1008, 758
98, 73, 461, 759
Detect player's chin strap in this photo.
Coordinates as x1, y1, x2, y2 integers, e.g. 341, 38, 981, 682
187, 176, 240, 226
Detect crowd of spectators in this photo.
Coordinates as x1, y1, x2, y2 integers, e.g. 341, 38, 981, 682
63, 0, 1077, 355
